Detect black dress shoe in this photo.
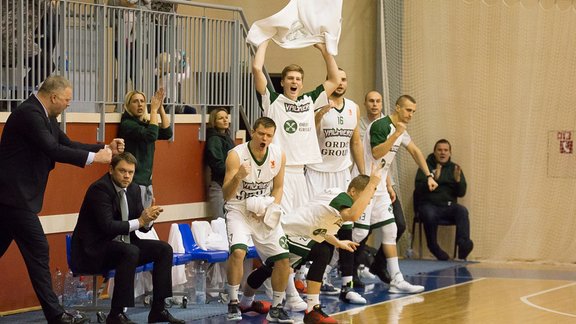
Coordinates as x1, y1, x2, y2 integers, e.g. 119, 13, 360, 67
48, 311, 91, 324
458, 239, 474, 260
106, 312, 136, 324
148, 309, 185, 324
429, 247, 450, 261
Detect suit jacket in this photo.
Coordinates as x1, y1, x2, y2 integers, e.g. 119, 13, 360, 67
71, 173, 149, 272
0, 95, 103, 213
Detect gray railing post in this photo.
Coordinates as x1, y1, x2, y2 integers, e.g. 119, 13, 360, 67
198, 16, 208, 141
97, 2, 106, 143
229, 20, 240, 139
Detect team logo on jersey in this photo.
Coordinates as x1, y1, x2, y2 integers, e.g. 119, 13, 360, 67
284, 120, 298, 134
284, 102, 310, 113
312, 228, 328, 237
323, 128, 354, 138
279, 236, 289, 249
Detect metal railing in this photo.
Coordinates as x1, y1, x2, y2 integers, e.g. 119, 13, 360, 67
0, 0, 266, 141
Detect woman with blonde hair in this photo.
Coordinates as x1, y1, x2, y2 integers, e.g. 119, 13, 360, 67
118, 88, 172, 207
204, 107, 235, 219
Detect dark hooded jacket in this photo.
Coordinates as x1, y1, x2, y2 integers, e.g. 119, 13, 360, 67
204, 127, 235, 186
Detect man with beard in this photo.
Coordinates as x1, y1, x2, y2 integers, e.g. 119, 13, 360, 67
306, 68, 366, 303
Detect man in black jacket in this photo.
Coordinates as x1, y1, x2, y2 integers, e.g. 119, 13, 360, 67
71, 152, 184, 324
414, 139, 473, 260
0, 75, 123, 324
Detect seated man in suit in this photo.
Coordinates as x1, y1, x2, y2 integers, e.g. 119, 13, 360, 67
414, 139, 473, 260
71, 152, 184, 324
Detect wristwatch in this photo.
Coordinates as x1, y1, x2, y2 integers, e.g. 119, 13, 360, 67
427, 173, 434, 178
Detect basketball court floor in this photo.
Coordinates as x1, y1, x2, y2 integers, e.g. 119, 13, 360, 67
2, 261, 574, 323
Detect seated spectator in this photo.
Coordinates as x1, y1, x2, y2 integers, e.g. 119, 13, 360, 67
414, 139, 473, 260
204, 107, 235, 219
70, 152, 184, 324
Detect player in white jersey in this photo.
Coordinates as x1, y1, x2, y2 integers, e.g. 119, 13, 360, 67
306, 68, 366, 298
353, 90, 408, 285
252, 39, 339, 212
239, 166, 383, 324
356, 95, 437, 294
222, 117, 293, 323
252, 40, 339, 311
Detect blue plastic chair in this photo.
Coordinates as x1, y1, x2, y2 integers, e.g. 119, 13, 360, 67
178, 223, 229, 263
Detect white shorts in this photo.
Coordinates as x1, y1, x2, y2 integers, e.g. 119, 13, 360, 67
353, 194, 395, 230
281, 165, 310, 213
224, 203, 289, 264
285, 235, 317, 268
305, 167, 351, 198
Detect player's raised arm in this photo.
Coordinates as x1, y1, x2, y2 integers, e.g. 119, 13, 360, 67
316, 43, 339, 97
252, 40, 270, 95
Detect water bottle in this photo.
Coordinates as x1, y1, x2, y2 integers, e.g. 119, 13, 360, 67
185, 263, 196, 304
75, 276, 88, 306
64, 51, 69, 71
195, 262, 206, 304
52, 268, 63, 305
63, 269, 77, 307
79, 276, 93, 306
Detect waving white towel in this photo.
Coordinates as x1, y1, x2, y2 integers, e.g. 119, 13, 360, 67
246, 0, 343, 55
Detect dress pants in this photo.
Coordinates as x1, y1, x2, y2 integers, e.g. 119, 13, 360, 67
0, 204, 63, 321
102, 239, 173, 308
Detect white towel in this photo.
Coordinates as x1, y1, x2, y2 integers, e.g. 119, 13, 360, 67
168, 223, 187, 286
263, 203, 283, 230
246, 196, 275, 217
246, 0, 343, 55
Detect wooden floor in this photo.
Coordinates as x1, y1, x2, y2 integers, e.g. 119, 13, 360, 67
332, 262, 576, 324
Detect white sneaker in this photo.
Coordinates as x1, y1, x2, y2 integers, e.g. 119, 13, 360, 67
388, 273, 424, 294
339, 283, 366, 304
284, 295, 307, 312
358, 264, 376, 280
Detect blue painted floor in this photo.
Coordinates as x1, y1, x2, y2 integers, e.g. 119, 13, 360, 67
0, 260, 475, 323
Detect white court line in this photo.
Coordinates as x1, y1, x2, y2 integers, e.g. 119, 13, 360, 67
331, 277, 487, 316
520, 282, 576, 318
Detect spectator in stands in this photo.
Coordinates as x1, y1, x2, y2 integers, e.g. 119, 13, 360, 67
0, 75, 123, 324
25, 0, 60, 90
108, 0, 150, 96
204, 107, 235, 219
155, 51, 192, 113
71, 152, 184, 324
118, 88, 172, 208
414, 139, 473, 260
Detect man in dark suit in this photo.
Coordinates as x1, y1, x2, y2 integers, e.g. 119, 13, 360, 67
71, 152, 184, 324
0, 75, 125, 324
